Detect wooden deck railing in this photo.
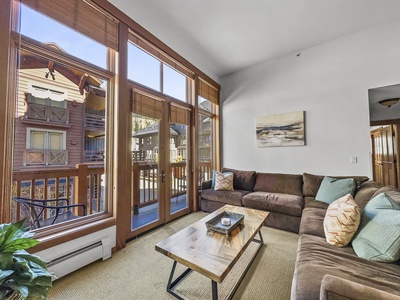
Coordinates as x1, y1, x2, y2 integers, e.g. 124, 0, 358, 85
85, 112, 105, 129
132, 162, 189, 214
12, 160, 214, 224
83, 150, 105, 162
199, 161, 212, 183
11, 164, 104, 224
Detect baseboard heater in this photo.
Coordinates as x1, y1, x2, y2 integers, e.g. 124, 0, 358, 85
46, 238, 111, 280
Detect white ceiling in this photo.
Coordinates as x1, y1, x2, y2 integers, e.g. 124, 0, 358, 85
110, 0, 400, 79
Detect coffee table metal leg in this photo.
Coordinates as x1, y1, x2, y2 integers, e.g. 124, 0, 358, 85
212, 280, 218, 299
167, 261, 193, 300
166, 229, 264, 300
226, 229, 264, 300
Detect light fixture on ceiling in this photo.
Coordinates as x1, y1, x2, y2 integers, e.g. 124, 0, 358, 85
378, 98, 400, 108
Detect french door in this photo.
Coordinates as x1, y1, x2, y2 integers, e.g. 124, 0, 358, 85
129, 88, 191, 237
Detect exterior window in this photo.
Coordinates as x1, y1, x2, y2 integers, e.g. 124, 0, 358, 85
128, 42, 189, 102
28, 83, 68, 107
163, 64, 186, 101
128, 43, 161, 91
27, 128, 65, 150
25, 128, 66, 166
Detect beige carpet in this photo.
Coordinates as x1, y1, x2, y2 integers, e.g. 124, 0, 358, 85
48, 212, 298, 300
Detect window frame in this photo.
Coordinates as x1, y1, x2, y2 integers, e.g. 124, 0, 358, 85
8, 8, 117, 246
26, 127, 66, 150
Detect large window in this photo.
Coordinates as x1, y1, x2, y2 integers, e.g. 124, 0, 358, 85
10, 0, 114, 232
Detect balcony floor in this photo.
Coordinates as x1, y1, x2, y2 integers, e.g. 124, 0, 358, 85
131, 195, 187, 230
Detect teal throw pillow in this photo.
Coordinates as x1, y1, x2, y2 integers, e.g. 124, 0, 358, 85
315, 176, 356, 204
352, 193, 400, 262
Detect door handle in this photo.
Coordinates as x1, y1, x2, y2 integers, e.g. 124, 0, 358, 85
160, 170, 165, 182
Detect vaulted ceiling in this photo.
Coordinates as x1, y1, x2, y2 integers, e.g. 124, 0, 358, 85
110, 0, 400, 79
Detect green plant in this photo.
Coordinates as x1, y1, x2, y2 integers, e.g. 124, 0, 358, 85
0, 219, 52, 299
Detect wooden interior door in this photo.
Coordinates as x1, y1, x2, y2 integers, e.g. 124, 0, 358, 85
371, 125, 397, 187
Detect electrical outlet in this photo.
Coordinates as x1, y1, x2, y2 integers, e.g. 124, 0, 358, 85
350, 156, 357, 164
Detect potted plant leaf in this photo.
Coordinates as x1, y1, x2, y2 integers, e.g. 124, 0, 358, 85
0, 219, 52, 299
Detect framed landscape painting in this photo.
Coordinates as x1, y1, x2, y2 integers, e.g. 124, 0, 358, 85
256, 111, 305, 147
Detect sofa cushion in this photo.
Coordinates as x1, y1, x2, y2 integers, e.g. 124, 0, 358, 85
315, 176, 356, 204
299, 207, 327, 238
304, 197, 329, 209
214, 172, 234, 191
372, 185, 400, 204
354, 180, 381, 211
303, 173, 369, 198
200, 189, 249, 206
323, 194, 361, 247
242, 192, 303, 217
352, 192, 400, 262
221, 167, 256, 191
253, 173, 303, 197
291, 234, 400, 300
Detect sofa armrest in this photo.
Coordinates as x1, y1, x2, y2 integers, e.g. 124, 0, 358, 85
201, 179, 212, 190
320, 274, 400, 300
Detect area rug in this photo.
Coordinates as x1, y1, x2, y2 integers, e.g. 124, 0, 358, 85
48, 211, 298, 299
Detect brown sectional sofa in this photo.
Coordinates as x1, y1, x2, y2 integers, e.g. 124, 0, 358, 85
200, 168, 400, 299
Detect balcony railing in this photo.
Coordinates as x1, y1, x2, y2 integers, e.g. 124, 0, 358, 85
11, 161, 213, 227
23, 149, 68, 166
85, 113, 105, 129
11, 164, 104, 225
25, 103, 69, 125
84, 150, 105, 162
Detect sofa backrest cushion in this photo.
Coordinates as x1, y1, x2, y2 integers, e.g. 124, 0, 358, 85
221, 167, 256, 191
253, 173, 303, 197
354, 181, 381, 211
372, 186, 400, 205
303, 173, 369, 198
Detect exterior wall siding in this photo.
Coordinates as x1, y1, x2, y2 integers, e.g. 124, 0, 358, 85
13, 68, 85, 170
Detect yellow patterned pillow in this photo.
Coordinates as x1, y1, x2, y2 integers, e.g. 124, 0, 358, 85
323, 194, 361, 247
214, 171, 234, 191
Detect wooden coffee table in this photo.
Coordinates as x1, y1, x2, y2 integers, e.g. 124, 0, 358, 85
155, 204, 269, 300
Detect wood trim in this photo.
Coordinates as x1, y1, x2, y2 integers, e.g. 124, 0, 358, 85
370, 118, 400, 126
114, 22, 130, 249
91, 0, 220, 90
0, 0, 17, 224
192, 75, 200, 212
31, 217, 116, 252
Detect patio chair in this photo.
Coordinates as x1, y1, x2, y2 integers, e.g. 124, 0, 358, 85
13, 197, 86, 229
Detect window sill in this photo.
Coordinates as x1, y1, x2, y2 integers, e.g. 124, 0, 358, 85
30, 214, 116, 253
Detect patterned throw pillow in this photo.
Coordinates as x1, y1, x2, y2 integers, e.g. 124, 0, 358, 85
323, 194, 361, 247
214, 171, 234, 191
352, 193, 400, 262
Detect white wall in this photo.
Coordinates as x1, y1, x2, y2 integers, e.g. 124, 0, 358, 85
221, 18, 400, 177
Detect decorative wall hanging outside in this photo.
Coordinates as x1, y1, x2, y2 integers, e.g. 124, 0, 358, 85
256, 111, 305, 147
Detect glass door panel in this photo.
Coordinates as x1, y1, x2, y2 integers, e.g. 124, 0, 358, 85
169, 123, 189, 215
131, 113, 161, 231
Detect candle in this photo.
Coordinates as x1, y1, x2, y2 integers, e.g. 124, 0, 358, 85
221, 217, 231, 226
